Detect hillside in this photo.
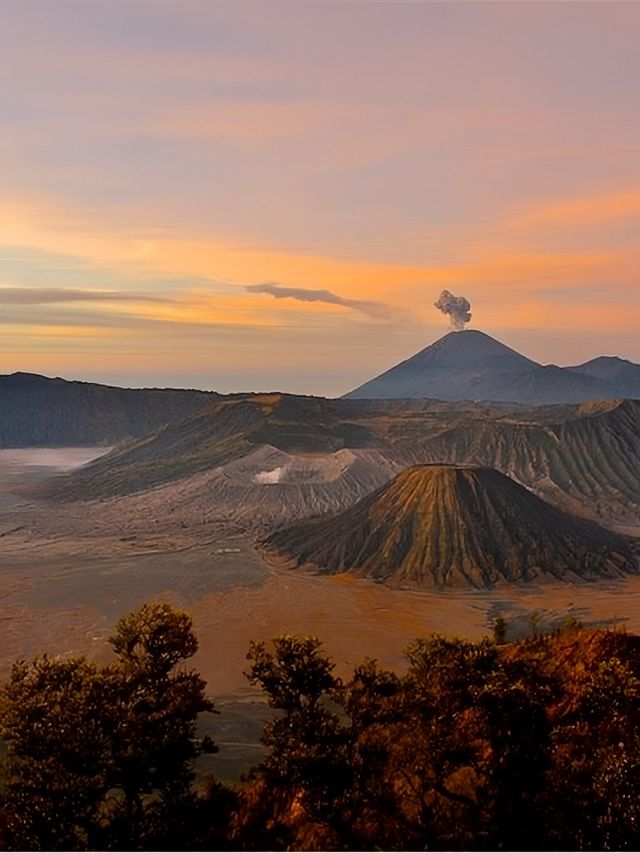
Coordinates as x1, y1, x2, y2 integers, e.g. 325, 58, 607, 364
393, 398, 640, 526
0, 372, 218, 447
345, 330, 640, 404
48, 394, 640, 530
46, 394, 378, 497
571, 355, 640, 396
263, 465, 639, 588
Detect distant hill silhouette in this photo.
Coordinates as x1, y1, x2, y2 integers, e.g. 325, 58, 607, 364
263, 464, 639, 588
345, 330, 640, 404
0, 372, 217, 447
570, 355, 640, 395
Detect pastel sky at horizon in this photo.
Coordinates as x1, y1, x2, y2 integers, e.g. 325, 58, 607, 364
1, 0, 639, 395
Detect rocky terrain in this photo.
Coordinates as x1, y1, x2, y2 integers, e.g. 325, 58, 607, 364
263, 465, 639, 588
46, 393, 640, 529
1, 330, 639, 707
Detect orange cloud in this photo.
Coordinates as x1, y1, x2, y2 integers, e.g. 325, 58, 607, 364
0, 185, 638, 349
486, 299, 639, 332
141, 101, 371, 142
0, 324, 115, 340
510, 190, 640, 228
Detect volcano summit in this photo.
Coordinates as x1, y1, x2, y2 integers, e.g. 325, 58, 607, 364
345, 330, 640, 405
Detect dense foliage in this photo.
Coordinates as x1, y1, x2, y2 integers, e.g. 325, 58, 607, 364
0, 604, 229, 851
238, 628, 640, 851
1, 605, 640, 850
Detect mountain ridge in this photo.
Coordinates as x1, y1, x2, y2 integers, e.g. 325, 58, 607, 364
46, 393, 640, 530
0, 372, 219, 447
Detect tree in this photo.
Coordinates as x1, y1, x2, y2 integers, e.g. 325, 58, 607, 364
0, 602, 218, 851
0, 656, 110, 850
544, 654, 640, 850
105, 603, 217, 849
239, 635, 355, 849
492, 615, 508, 644
109, 602, 198, 675
245, 635, 337, 715
238, 633, 558, 850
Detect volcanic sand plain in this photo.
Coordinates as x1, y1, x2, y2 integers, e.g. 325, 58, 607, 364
1, 448, 640, 779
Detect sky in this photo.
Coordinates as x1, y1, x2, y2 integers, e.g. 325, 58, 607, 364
1, 0, 639, 396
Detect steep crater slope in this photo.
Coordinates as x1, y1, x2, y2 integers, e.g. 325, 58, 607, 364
46, 395, 640, 529
391, 399, 640, 526
94, 445, 401, 534
263, 465, 639, 589
46, 394, 386, 499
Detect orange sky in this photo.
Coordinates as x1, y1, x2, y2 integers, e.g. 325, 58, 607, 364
0, 2, 639, 394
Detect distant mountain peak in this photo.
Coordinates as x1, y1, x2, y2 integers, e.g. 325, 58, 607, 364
587, 355, 632, 365
7, 371, 51, 382
344, 330, 640, 404
403, 329, 538, 371
570, 354, 640, 385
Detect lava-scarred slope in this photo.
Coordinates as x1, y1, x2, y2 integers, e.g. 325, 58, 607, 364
263, 465, 639, 588
392, 399, 640, 526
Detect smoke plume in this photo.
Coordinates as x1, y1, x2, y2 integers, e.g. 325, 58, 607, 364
434, 289, 471, 330
254, 466, 287, 484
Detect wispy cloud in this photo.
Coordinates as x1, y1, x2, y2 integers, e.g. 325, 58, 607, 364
510, 190, 640, 229
245, 282, 404, 322
0, 287, 171, 304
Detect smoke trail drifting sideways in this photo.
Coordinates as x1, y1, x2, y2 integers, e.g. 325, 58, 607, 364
434, 290, 471, 330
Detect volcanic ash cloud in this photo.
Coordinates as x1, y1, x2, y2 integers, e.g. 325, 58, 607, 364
434, 290, 472, 330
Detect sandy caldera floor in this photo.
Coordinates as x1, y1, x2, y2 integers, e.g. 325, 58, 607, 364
0, 448, 638, 693
2, 447, 640, 781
